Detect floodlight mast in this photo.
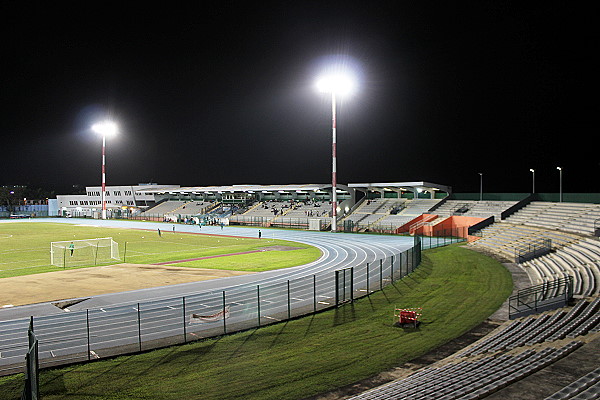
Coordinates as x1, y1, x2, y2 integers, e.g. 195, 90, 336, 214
331, 91, 338, 232
92, 121, 117, 220
317, 74, 354, 232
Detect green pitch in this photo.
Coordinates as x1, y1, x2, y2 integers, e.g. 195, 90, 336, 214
0, 222, 321, 279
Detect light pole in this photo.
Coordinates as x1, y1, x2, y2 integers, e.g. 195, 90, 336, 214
478, 173, 483, 201
316, 73, 355, 232
530, 169, 535, 194
92, 121, 118, 220
557, 167, 563, 202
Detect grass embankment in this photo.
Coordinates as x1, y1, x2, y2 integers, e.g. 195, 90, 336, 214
0, 244, 512, 400
0, 222, 321, 278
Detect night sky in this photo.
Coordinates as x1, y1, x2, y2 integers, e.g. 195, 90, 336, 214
1, 2, 596, 195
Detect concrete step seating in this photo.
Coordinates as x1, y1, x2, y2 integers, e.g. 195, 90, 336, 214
505, 202, 600, 236
240, 201, 290, 221
470, 223, 581, 261
373, 199, 441, 229
522, 239, 600, 297
456, 299, 598, 358
348, 299, 598, 400
544, 367, 600, 400
348, 342, 583, 400
281, 201, 329, 219
342, 198, 403, 225
172, 201, 213, 216
141, 200, 197, 215
434, 200, 517, 220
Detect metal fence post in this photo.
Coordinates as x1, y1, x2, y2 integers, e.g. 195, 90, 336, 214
379, 259, 383, 290
366, 262, 370, 294
86, 309, 91, 360
313, 275, 317, 312
137, 303, 142, 352
182, 297, 187, 343
350, 267, 354, 301
222, 291, 227, 334
257, 285, 261, 326
287, 280, 291, 320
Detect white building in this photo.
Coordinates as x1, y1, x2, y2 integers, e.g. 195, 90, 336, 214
56, 183, 179, 218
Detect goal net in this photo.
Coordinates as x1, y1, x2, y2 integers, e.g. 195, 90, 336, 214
51, 237, 120, 268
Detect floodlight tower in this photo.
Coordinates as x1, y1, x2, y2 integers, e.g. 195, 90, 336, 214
530, 169, 535, 194
92, 121, 118, 220
316, 72, 355, 232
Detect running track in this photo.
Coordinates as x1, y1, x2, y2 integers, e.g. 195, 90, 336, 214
0, 218, 416, 373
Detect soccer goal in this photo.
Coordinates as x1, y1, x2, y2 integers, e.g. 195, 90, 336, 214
50, 237, 120, 268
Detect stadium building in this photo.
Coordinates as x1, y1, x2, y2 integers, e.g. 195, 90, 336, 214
56, 183, 180, 218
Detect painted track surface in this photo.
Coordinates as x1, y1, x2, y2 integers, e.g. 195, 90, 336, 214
0, 219, 415, 372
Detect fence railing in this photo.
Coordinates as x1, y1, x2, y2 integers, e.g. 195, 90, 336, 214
514, 238, 552, 264
508, 276, 573, 319
1, 237, 425, 376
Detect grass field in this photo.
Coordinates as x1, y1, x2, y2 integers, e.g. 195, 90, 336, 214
0, 222, 321, 278
0, 244, 513, 400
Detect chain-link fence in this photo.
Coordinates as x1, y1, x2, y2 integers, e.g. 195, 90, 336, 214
1, 238, 424, 375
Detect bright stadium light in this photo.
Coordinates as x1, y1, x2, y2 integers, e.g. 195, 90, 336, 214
92, 120, 118, 220
92, 121, 118, 137
316, 73, 356, 96
316, 68, 357, 232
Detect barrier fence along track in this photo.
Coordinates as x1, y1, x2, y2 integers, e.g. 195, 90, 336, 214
0, 237, 426, 375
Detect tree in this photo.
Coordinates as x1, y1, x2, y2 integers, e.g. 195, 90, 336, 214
0, 185, 26, 213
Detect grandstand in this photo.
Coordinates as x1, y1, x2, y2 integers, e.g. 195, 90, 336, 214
469, 201, 600, 298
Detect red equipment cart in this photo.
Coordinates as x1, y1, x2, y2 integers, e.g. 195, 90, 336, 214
394, 307, 422, 328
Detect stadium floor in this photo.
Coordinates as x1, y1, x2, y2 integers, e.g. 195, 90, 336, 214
0, 218, 414, 320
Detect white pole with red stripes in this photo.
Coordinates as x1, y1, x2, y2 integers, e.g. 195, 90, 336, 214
101, 133, 107, 220
92, 121, 118, 220
331, 91, 338, 232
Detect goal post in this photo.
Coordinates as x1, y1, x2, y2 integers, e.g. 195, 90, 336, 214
50, 237, 120, 268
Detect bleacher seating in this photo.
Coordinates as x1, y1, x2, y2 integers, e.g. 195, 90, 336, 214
522, 238, 600, 297
140, 200, 189, 216
280, 200, 329, 219
360, 199, 440, 230
341, 198, 405, 227
173, 201, 213, 216
237, 201, 287, 222
434, 200, 518, 220
505, 202, 600, 236
348, 341, 584, 400
348, 299, 599, 400
470, 223, 581, 261
544, 367, 600, 400
456, 299, 599, 358
469, 200, 600, 298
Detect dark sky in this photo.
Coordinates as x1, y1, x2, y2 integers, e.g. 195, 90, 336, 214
1, 1, 597, 195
